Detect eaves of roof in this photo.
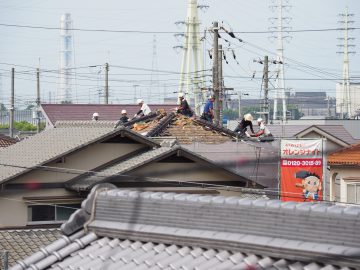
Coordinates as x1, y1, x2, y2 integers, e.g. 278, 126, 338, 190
0, 124, 159, 184
66, 145, 257, 192
294, 125, 353, 146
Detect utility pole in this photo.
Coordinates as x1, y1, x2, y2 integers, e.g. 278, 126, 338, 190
104, 63, 109, 104
218, 45, 223, 126
36, 68, 41, 133
212, 21, 220, 126
263, 56, 269, 124
9, 68, 14, 138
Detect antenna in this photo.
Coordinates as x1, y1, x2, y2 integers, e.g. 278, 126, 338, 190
269, 0, 292, 122
337, 7, 356, 119
59, 13, 74, 103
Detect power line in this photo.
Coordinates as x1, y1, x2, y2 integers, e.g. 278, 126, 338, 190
0, 22, 359, 34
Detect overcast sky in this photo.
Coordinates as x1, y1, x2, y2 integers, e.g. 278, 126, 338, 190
0, 0, 359, 108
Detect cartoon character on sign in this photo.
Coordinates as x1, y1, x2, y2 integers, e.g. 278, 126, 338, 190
295, 170, 322, 200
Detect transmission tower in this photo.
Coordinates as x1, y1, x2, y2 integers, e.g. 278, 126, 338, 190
269, 0, 292, 121
177, 0, 205, 116
337, 7, 356, 119
59, 13, 74, 103
150, 35, 160, 103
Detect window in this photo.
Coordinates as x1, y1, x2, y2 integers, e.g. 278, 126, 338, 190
347, 183, 360, 204
28, 204, 80, 224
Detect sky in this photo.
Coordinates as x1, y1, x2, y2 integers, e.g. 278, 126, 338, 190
0, 0, 359, 108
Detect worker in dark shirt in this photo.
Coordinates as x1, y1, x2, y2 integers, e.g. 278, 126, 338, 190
234, 113, 255, 137
177, 93, 193, 117
201, 95, 215, 122
114, 109, 129, 128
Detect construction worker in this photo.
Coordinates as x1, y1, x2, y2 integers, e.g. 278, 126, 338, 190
201, 95, 215, 122
134, 99, 151, 118
177, 93, 193, 117
119, 109, 129, 123
92, 112, 99, 121
114, 109, 129, 128
234, 113, 254, 137
251, 118, 273, 138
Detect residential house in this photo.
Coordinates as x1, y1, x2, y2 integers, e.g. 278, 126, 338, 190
328, 142, 360, 204
0, 119, 257, 228
10, 184, 360, 270
40, 103, 177, 128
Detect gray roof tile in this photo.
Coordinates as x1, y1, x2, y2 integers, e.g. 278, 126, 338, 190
11, 189, 360, 270
0, 123, 158, 184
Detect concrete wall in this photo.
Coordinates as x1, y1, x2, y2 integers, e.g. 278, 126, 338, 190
13, 143, 145, 184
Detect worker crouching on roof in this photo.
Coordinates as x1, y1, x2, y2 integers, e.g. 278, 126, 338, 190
177, 93, 193, 117
251, 118, 273, 140
114, 109, 129, 129
134, 98, 151, 118
234, 113, 254, 137
201, 95, 215, 123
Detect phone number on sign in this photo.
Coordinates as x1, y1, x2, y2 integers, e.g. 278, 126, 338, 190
282, 159, 322, 167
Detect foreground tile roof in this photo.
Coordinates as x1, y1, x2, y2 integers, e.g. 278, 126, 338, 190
328, 142, 360, 165
41, 103, 177, 126
0, 122, 158, 184
11, 185, 360, 270
0, 229, 61, 268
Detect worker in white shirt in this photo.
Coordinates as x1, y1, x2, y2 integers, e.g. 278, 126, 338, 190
251, 118, 272, 138
134, 99, 151, 118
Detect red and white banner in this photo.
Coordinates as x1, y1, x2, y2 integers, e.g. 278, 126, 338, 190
280, 139, 324, 202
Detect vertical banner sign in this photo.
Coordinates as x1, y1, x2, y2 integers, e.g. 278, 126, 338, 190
280, 139, 323, 202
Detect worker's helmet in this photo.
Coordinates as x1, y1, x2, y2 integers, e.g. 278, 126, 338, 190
257, 118, 263, 123
209, 94, 216, 100
121, 109, 127, 114
92, 112, 99, 120
178, 93, 185, 98
137, 98, 144, 104
244, 113, 253, 121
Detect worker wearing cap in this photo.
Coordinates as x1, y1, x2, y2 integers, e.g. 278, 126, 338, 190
251, 118, 272, 138
201, 95, 215, 122
177, 93, 193, 117
134, 99, 151, 118
119, 109, 129, 123
234, 113, 254, 137
114, 109, 129, 128
92, 112, 99, 121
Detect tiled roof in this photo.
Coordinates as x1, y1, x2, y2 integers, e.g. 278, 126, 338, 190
11, 186, 360, 270
133, 113, 236, 144
294, 125, 358, 145
66, 146, 256, 191
0, 134, 18, 148
0, 228, 61, 268
41, 103, 177, 126
0, 122, 158, 184
328, 142, 360, 165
